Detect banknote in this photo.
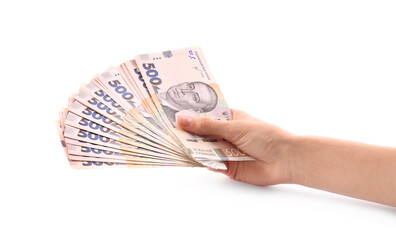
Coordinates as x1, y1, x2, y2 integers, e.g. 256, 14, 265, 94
73, 89, 171, 147
68, 155, 190, 168
93, 68, 178, 149
67, 144, 195, 166
83, 80, 179, 151
135, 47, 253, 161
63, 125, 191, 162
58, 112, 127, 169
64, 138, 193, 164
64, 112, 180, 156
58, 47, 252, 170
122, 60, 171, 131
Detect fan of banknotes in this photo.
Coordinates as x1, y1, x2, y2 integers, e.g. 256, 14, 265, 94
57, 47, 253, 170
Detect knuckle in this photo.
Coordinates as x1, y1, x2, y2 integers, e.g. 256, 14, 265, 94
226, 121, 248, 142
198, 117, 212, 130
224, 121, 239, 140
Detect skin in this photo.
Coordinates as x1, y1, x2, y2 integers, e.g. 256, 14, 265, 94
177, 109, 396, 207
159, 82, 214, 111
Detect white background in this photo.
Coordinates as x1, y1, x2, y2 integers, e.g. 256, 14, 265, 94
1, 0, 395, 239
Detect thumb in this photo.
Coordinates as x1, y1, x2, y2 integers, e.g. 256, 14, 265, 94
177, 116, 231, 138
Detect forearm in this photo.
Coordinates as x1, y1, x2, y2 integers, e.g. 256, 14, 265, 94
289, 136, 396, 207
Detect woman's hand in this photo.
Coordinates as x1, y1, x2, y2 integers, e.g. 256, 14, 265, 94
178, 109, 396, 207
177, 109, 297, 186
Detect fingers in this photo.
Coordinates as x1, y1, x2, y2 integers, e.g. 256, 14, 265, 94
177, 116, 231, 138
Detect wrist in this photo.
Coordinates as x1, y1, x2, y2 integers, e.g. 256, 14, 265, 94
280, 134, 308, 185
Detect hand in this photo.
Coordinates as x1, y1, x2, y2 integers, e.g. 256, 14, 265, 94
178, 109, 396, 206
177, 109, 296, 186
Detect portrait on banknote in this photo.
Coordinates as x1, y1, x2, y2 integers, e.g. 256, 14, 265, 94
157, 81, 218, 125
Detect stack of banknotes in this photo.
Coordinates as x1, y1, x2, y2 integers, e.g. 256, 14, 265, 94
57, 47, 253, 170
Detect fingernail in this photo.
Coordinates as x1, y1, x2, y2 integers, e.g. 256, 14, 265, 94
179, 116, 192, 127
